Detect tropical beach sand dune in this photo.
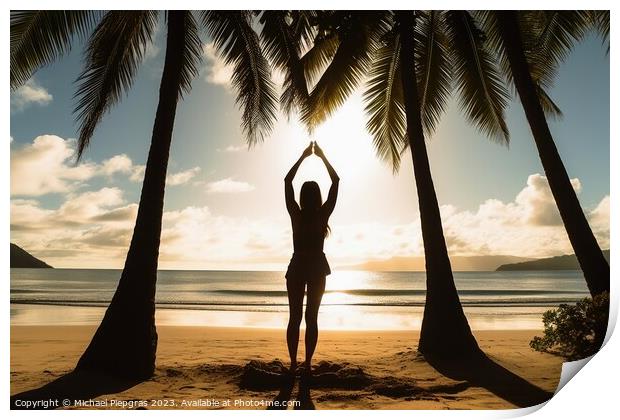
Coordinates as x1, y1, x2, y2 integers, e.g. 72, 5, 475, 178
11, 326, 562, 409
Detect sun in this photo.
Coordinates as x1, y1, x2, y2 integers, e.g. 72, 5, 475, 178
286, 93, 378, 197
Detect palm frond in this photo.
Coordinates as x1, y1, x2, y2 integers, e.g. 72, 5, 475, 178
415, 10, 452, 136
537, 85, 563, 120
176, 11, 203, 99
10, 10, 101, 90
301, 11, 389, 129
259, 11, 309, 116
363, 27, 406, 172
300, 29, 340, 88
73, 11, 159, 160
533, 11, 590, 62
290, 10, 317, 53
588, 10, 609, 53
523, 11, 590, 88
444, 11, 510, 144
475, 10, 563, 120
202, 11, 278, 145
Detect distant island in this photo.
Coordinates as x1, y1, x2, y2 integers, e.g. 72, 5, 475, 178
10, 243, 53, 268
496, 249, 610, 271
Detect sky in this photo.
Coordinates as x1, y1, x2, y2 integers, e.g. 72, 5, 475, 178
9, 15, 610, 269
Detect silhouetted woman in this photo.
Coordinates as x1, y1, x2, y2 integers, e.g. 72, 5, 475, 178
284, 141, 339, 376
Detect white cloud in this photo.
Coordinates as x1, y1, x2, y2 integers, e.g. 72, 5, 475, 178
128, 165, 200, 186
101, 154, 134, 176
56, 187, 125, 222
515, 173, 581, 226
11, 135, 97, 196
438, 174, 606, 258
11, 79, 53, 111
144, 40, 160, 61
144, 42, 160, 60
218, 144, 245, 153
144, 21, 162, 61
11, 135, 201, 195
205, 178, 255, 194
129, 165, 146, 182
11, 188, 138, 267
167, 167, 201, 186
9, 158, 610, 269
588, 195, 610, 250
202, 42, 234, 87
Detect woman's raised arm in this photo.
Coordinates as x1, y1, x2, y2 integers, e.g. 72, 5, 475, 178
285, 143, 313, 216
314, 142, 339, 217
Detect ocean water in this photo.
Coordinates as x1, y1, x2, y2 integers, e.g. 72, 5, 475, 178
10, 268, 589, 330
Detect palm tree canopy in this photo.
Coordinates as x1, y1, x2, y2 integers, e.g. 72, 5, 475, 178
364, 21, 406, 169
302, 11, 512, 171
300, 11, 390, 130
302, 9, 610, 171
74, 11, 204, 159
11, 10, 279, 159
201, 11, 278, 146
259, 11, 311, 117
477, 10, 609, 119
73, 11, 162, 159
10, 11, 102, 90
443, 11, 510, 144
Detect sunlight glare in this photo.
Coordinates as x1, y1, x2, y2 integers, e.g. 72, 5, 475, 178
282, 93, 378, 199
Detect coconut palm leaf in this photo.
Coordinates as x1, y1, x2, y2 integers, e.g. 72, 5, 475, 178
536, 85, 563, 119
290, 10, 317, 53
301, 11, 388, 129
363, 26, 406, 171
300, 30, 340, 89
532, 11, 590, 74
475, 11, 562, 120
73, 11, 159, 160
10, 10, 101, 90
415, 10, 452, 136
259, 11, 309, 116
588, 10, 609, 53
444, 11, 510, 144
202, 11, 278, 145
176, 12, 204, 99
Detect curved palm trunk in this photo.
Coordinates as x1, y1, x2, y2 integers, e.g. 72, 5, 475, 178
76, 11, 187, 379
397, 11, 481, 358
496, 11, 609, 297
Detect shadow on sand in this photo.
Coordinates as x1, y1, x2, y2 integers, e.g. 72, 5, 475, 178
267, 374, 316, 410
267, 373, 295, 410
10, 370, 142, 410
295, 378, 316, 410
245, 354, 553, 409
425, 351, 554, 408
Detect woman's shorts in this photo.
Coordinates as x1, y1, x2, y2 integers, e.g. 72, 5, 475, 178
285, 252, 331, 280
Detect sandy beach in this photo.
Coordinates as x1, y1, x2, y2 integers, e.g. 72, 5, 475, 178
10, 325, 563, 409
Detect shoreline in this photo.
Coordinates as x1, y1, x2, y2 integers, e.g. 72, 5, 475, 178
11, 325, 564, 409
10, 303, 552, 330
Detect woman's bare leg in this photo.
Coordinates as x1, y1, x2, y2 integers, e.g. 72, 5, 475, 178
304, 276, 326, 372
286, 276, 305, 373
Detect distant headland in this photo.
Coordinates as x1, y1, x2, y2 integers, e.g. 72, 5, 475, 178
10, 243, 53, 268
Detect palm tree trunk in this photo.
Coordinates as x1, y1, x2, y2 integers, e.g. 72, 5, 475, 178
397, 11, 481, 358
496, 11, 609, 297
75, 11, 187, 379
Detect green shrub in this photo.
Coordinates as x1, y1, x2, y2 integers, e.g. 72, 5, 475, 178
530, 292, 609, 361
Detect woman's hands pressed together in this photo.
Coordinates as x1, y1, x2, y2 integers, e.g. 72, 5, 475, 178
313, 141, 326, 159
301, 142, 314, 159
